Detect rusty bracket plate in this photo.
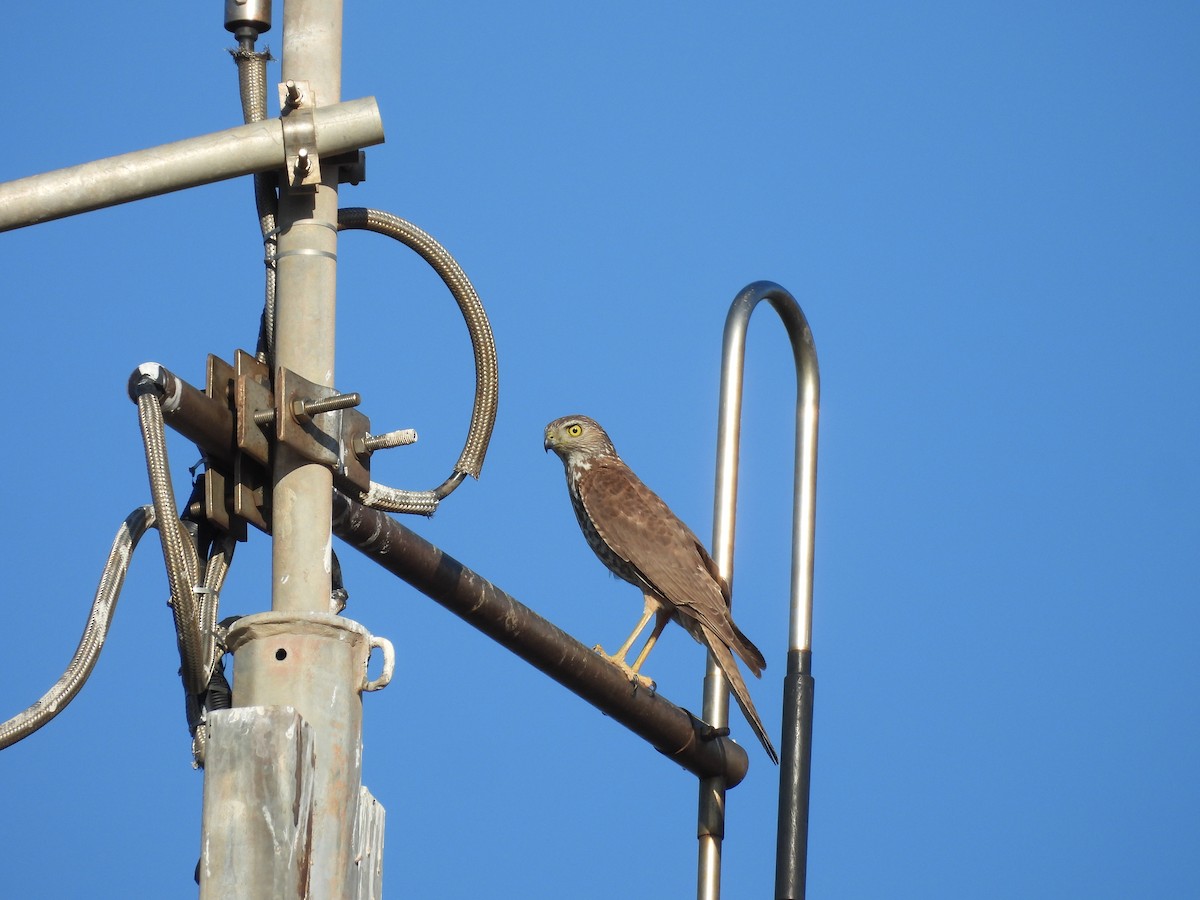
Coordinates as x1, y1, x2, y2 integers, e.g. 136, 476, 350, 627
203, 466, 250, 541
233, 453, 270, 533
195, 352, 271, 536
235, 350, 272, 466
276, 367, 372, 493
203, 354, 249, 540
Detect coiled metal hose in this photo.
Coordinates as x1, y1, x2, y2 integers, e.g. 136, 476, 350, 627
339, 207, 499, 514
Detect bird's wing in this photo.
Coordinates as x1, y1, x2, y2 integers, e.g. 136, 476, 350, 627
578, 459, 753, 661
579, 458, 778, 762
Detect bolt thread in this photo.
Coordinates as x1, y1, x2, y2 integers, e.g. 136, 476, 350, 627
364, 428, 418, 452
297, 392, 361, 417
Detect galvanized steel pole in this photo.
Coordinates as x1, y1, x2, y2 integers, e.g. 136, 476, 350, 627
200, 2, 386, 898
270, 2, 357, 897
271, 0, 344, 615
698, 281, 820, 900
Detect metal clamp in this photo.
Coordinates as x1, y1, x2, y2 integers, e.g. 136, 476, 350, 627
278, 80, 320, 190
273, 367, 373, 491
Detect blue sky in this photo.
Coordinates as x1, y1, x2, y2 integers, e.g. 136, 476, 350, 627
1, 3, 1197, 897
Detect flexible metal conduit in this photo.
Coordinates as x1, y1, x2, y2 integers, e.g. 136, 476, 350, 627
330, 490, 750, 785
200, 536, 237, 678
131, 367, 242, 698
230, 42, 280, 364
338, 208, 499, 510
133, 377, 209, 695
0, 384, 238, 753
0, 506, 155, 750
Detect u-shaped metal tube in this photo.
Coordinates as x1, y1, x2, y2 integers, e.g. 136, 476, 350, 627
697, 281, 820, 900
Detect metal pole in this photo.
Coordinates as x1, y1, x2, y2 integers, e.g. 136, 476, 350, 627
267, 2, 355, 897
272, 0, 344, 616
200, 2, 384, 898
0, 99, 383, 232
698, 281, 820, 900
771, 286, 820, 900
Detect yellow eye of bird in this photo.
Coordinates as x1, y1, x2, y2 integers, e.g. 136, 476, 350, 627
567, 423, 583, 437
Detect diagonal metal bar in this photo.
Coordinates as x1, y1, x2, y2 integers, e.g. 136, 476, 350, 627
330, 490, 750, 785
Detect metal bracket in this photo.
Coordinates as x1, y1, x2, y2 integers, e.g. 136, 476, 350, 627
203, 355, 250, 539
235, 350, 272, 465
231, 350, 272, 532
278, 80, 320, 191
275, 367, 373, 493
157, 351, 404, 535
326, 149, 367, 185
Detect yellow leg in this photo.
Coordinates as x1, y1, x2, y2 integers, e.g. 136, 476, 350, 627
594, 595, 662, 689
628, 608, 671, 675
609, 601, 656, 665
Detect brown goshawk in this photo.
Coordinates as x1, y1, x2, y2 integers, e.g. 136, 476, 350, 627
544, 414, 777, 764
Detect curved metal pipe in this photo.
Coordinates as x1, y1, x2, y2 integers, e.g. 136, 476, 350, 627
696, 281, 820, 900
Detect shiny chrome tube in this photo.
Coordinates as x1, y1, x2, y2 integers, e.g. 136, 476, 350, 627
698, 281, 820, 900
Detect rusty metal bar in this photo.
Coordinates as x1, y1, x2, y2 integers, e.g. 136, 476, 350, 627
330, 491, 751, 786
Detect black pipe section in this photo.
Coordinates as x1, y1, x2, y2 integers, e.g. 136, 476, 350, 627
331, 491, 750, 786
775, 649, 814, 899
127, 364, 236, 469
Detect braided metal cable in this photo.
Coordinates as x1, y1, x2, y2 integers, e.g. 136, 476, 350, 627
359, 482, 440, 516
134, 384, 207, 694
186, 530, 238, 768
0, 506, 155, 750
230, 45, 279, 364
338, 208, 499, 511
200, 535, 237, 676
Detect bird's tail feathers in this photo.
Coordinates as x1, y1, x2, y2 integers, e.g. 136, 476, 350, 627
729, 621, 767, 678
704, 627, 779, 765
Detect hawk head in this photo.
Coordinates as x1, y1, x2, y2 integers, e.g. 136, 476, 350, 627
544, 415, 617, 465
